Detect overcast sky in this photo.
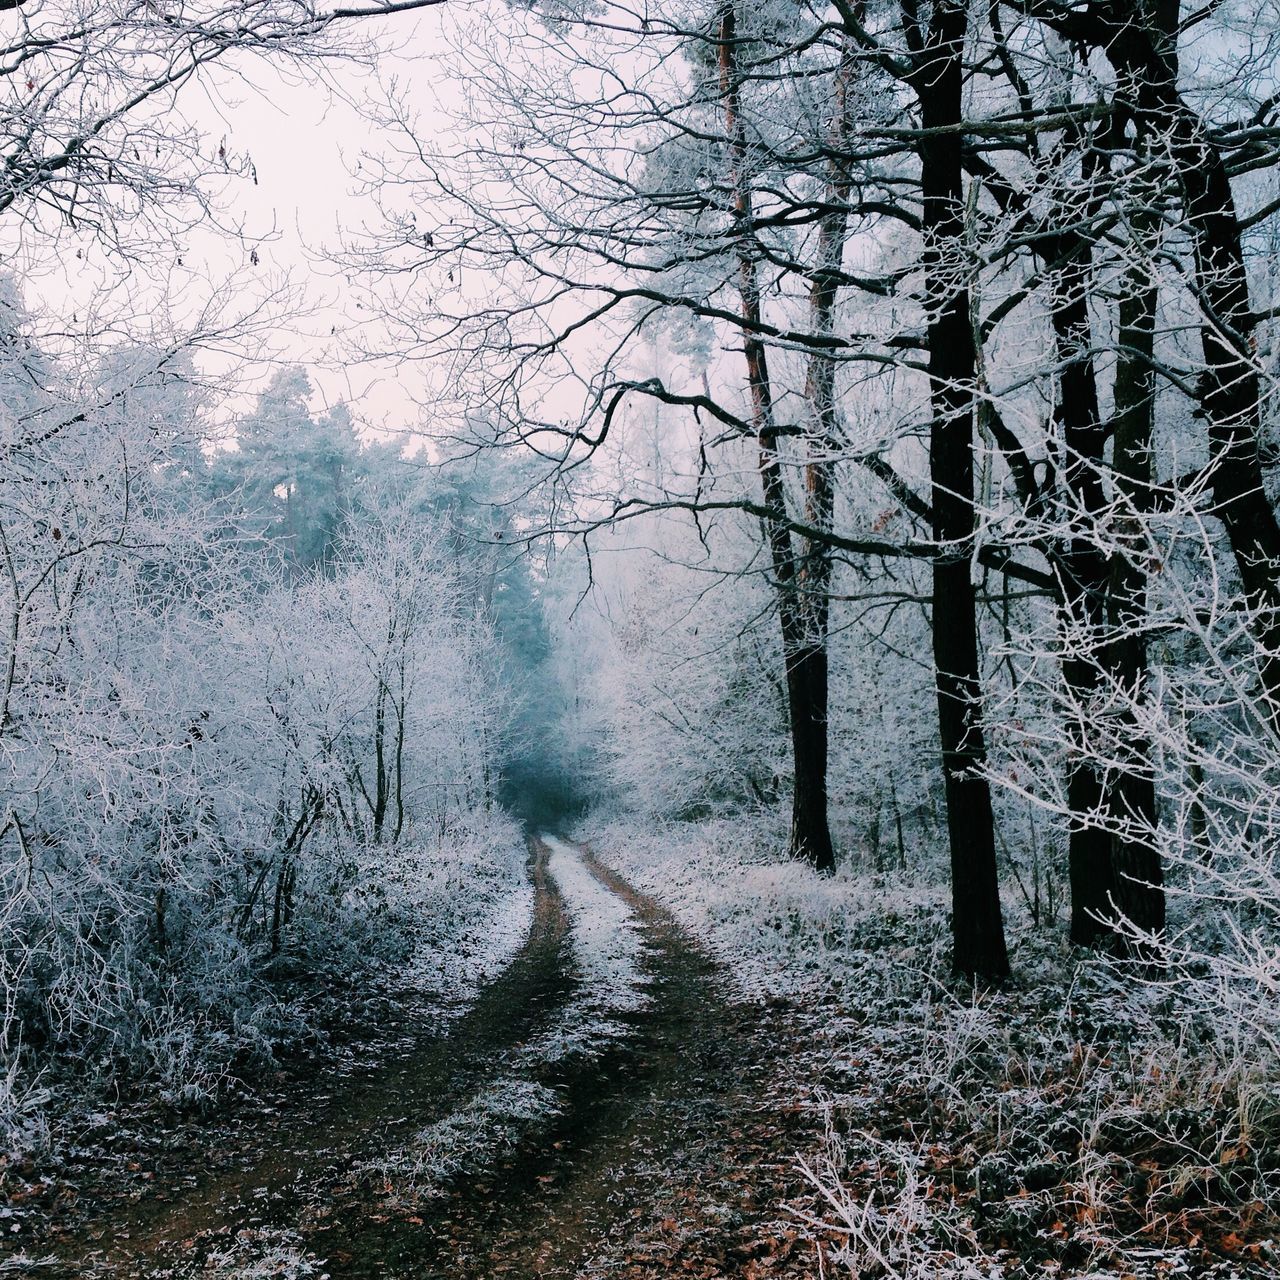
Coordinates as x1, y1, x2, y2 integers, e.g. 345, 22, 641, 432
19, 2, 478, 440
189, 4, 457, 432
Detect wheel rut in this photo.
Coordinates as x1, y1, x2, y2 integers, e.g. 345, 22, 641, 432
306, 834, 740, 1279
38, 839, 576, 1277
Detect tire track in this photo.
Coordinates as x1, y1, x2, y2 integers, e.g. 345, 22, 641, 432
36, 834, 816, 1280
299, 835, 778, 1279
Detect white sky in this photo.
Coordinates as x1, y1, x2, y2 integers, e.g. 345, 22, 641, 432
29, 0, 1271, 451
187, 5, 458, 433
19, 1, 483, 441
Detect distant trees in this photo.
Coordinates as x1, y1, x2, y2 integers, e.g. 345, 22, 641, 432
211, 368, 360, 574
201, 370, 567, 817
575, 510, 791, 822
0, 287, 534, 1123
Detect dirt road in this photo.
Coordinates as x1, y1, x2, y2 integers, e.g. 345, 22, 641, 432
19, 837, 820, 1279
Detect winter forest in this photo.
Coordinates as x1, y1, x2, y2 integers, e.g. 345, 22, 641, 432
2, 0, 1280, 1276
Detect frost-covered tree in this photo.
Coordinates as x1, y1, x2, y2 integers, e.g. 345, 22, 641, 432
0, 287, 517, 1134
212, 367, 360, 573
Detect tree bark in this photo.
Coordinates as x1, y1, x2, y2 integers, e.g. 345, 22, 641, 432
1043, 221, 1119, 947
1045, 159, 1166, 947
911, 0, 1009, 977
1104, 204, 1164, 940
719, 1, 835, 872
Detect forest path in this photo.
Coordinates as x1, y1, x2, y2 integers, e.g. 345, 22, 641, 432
27, 836, 818, 1279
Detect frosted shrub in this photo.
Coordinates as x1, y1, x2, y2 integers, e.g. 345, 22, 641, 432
200, 1236, 325, 1279
0, 1046, 48, 1156
0, 432, 518, 1144
800, 1127, 992, 1280
583, 812, 944, 1004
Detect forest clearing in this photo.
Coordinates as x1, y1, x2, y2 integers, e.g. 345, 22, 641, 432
2, 0, 1280, 1276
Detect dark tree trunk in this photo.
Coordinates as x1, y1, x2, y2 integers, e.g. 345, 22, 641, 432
271, 858, 292, 957
1045, 233, 1119, 947
786, 641, 833, 868
1105, 213, 1164, 939
393, 681, 407, 844
154, 885, 168, 955
1050, 215, 1166, 947
788, 35, 857, 871
911, 0, 1009, 977
1064, 3, 1280, 715
372, 681, 388, 843
892, 778, 907, 869
719, 1, 835, 872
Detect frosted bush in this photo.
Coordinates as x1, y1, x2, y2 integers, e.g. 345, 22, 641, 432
200, 1234, 325, 1279
0, 1048, 48, 1156
0, 495, 528, 1146
800, 1128, 993, 1280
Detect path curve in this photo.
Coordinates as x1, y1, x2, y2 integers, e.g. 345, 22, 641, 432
35, 839, 574, 1276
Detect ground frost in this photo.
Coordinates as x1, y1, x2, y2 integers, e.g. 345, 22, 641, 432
371, 837, 652, 1205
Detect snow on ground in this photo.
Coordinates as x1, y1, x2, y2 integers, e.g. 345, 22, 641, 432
575, 813, 944, 1005
369, 835, 652, 1205
384, 1077, 563, 1198
399, 813, 535, 1019
534, 834, 651, 1056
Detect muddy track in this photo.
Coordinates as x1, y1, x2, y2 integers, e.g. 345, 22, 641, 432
29, 836, 818, 1279
306, 836, 750, 1279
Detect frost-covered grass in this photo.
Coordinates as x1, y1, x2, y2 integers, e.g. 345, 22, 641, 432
380, 1077, 563, 1199
399, 812, 534, 1016
577, 812, 943, 1004
543, 835, 649, 1008
579, 812, 1280, 1277
1, 809, 532, 1156
197, 1234, 324, 1279
535, 835, 651, 1057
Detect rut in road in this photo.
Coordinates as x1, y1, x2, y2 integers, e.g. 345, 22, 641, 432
39, 836, 814, 1279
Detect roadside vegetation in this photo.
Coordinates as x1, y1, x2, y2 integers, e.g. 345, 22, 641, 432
0, 333, 552, 1155
582, 816, 1279, 1274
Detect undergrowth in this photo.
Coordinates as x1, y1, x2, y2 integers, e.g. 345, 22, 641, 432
0, 810, 531, 1155
581, 812, 1280, 1277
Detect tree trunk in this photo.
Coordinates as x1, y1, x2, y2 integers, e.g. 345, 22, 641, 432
718, 0, 835, 872
372, 679, 388, 843
1088, 5, 1280, 717
912, 0, 1009, 977
1045, 231, 1119, 947
1104, 207, 1164, 940
393, 656, 408, 843
270, 858, 289, 956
